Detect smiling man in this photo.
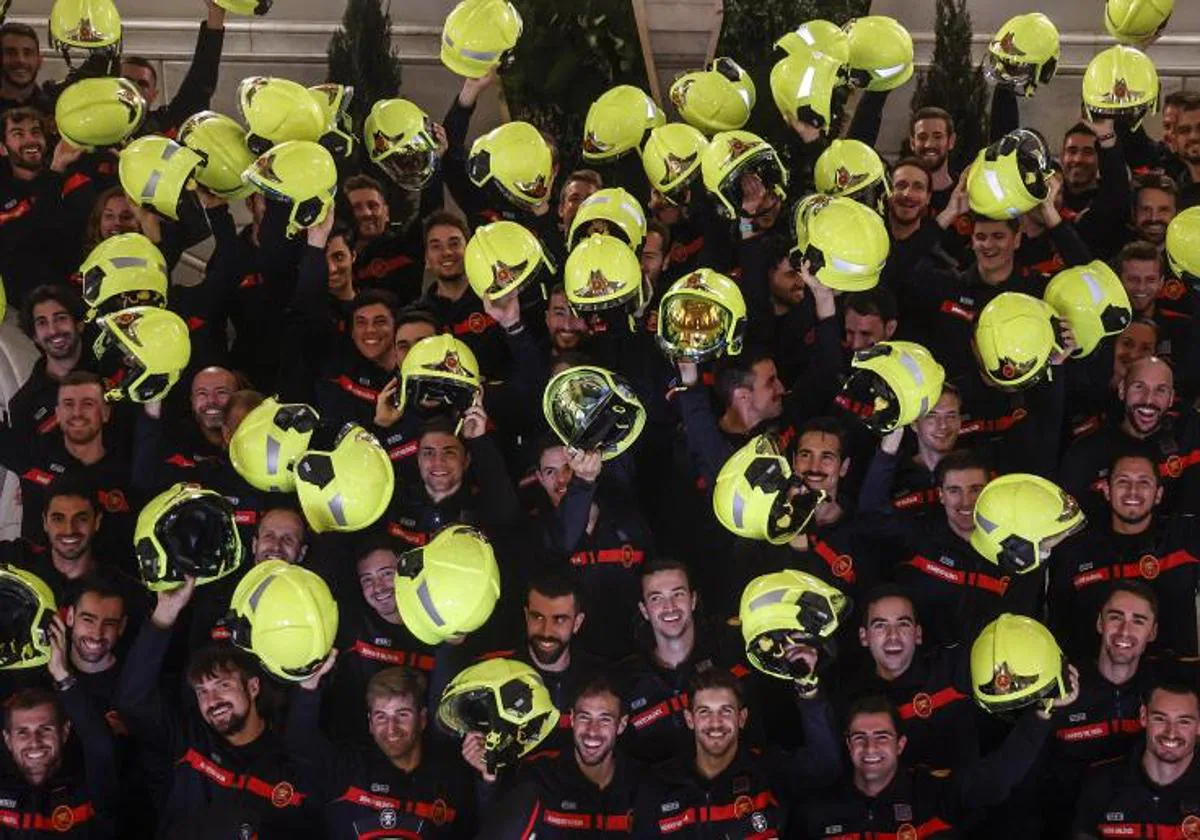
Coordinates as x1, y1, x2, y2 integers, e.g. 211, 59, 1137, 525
12, 286, 87, 436
1074, 682, 1200, 839
487, 675, 641, 838
315, 289, 400, 429
0, 24, 45, 111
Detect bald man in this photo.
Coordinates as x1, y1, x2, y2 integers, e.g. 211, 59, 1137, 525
1060, 357, 1198, 516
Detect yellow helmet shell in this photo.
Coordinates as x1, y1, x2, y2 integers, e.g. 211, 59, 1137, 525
178, 110, 257, 200
775, 19, 850, 65
395, 525, 501, 644
966, 129, 1053, 220
465, 220, 554, 301
228, 397, 320, 493
294, 422, 395, 533
971, 473, 1085, 576
1166, 206, 1200, 280
133, 483, 244, 591
119, 135, 204, 222
79, 232, 168, 321
440, 0, 523, 79
55, 76, 145, 151
542, 365, 646, 460
843, 340, 946, 433
397, 334, 482, 414
468, 121, 554, 209
243, 141, 338, 238
843, 16, 914, 92
699, 129, 788, 219
769, 45, 847, 134
91, 305, 191, 402
564, 234, 643, 312
789, 194, 889, 291
238, 76, 328, 155
1044, 261, 1132, 358
583, 85, 665, 162
640, 122, 708, 201
364, 98, 439, 190
973, 292, 1061, 391
1105, 0, 1174, 44
656, 268, 747, 362
712, 434, 826, 545
568, 188, 648, 252
0, 564, 56, 670
670, 58, 756, 136
985, 13, 1060, 97
1081, 46, 1160, 129
740, 568, 850, 680
971, 614, 1066, 713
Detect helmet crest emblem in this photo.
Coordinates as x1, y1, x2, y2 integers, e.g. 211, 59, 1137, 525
254, 154, 282, 184
992, 663, 1013, 693
670, 78, 693, 110
663, 151, 698, 182
683, 271, 708, 291
516, 174, 548, 201
835, 166, 868, 190
577, 269, 620, 299
725, 136, 760, 163
491, 259, 528, 290
998, 31, 1026, 57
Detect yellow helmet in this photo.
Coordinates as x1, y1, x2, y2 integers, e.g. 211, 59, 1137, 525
134, 483, 244, 591
48, 0, 121, 70
1081, 45, 1160, 130
308, 83, 356, 160
774, 19, 850, 65
214, 0, 273, 16
542, 365, 646, 460
225, 559, 338, 682
294, 422, 394, 533
79, 232, 169, 321
178, 111, 257, 200
1105, 0, 1174, 45
567, 187, 648, 251
966, 128, 1053, 220
365, 98, 439, 190
92, 306, 191, 402
739, 569, 850, 681
440, 0, 523, 79
971, 614, 1067, 713
842, 341, 946, 434
397, 334, 482, 417
437, 658, 559, 773
769, 45, 847, 134
1166, 206, 1200, 281
1044, 261, 1132, 358
468, 121, 554, 210
640, 122, 708, 204
843, 16, 913, 92
789, 194, 889, 291
971, 473, 1085, 576
656, 268, 747, 362
228, 397, 320, 493
55, 76, 145, 151
985, 13, 1060, 97
563, 233, 643, 312
0, 565, 56, 670
119, 135, 204, 222
669, 58, 756, 136
814, 138, 890, 214
583, 85, 665, 162
699, 129, 788, 219
237, 76, 328, 156
464, 220, 554, 301
973, 292, 1062, 391
243, 141, 338, 238
712, 434, 827, 545
395, 525, 501, 644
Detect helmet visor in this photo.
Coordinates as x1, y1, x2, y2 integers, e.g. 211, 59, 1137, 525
659, 295, 733, 361
405, 377, 479, 416
0, 583, 48, 669
841, 368, 902, 433
984, 53, 1038, 92
976, 661, 1066, 712
378, 143, 438, 191
718, 150, 785, 219
747, 628, 818, 680
146, 496, 241, 585
547, 371, 641, 454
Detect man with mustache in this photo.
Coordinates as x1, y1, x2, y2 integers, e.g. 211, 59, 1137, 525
113, 577, 319, 839
1061, 357, 1200, 518
11, 286, 89, 439
634, 663, 841, 837
288, 662, 478, 839
1052, 452, 1200, 659
0, 621, 119, 838
1128, 174, 1177, 252
486, 675, 642, 838
1073, 681, 1200, 838
325, 539, 437, 745
619, 558, 757, 765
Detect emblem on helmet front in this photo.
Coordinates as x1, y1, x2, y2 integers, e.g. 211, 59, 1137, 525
997, 32, 1026, 57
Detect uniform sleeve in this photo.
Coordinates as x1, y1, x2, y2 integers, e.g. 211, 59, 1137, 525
155, 23, 225, 133
542, 476, 595, 556
58, 679, 120, 822
477, 781, 542, 840
111, 620, 184, 759
675, 385, 734, 489
949, 709, 1053, 813
767, 696, 844, 798
1070, 765, 1114, 839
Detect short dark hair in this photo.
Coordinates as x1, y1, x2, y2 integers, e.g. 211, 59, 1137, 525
1170, 91, 1200, 113
1165, 90, 1195, 109
186, 645, 262, 688
121, 56, 157, 86
71, 570, 127, 614
713, 351, 773, 407
933, 449, 990, 488
366, 666, 428, 710
1115, 241, 1163, 275
20, 285, 84, 338
43, 474, 99, 516
422, 210, 469, 244
970, 212, 1021, 233
59, 370, 103, 392
1145, 680, 1200, 709
1108, 448, 1161, 488
327, 222, 354, 250
560, 169, 602, 204
798, 416, 848, 461
645, 219, 672, 255
574, 672, 625, 716
418, 414, 463, 442
844, 287, 898, 324
1134, 173, 1179, 201
688, 667, 743, 708
639, 556, 693, 593
1, 106, 42, 136
0, 23, 39, 48
909, 106, 954, 137
1062, 122, 1097, 145
395, 307, 441, 332
844, 694, 901, 734
526, 569, 584, 613
343, 174, 386, 199
349, 288, 400, 321
2, 687, 60, 732
890, 157, 933, 189
859, 584, 919, 628
1102, 579, 1159, 621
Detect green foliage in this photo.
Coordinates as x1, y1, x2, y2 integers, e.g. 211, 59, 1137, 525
327, 0, 405, 133
910, 0, 989, 173
716, 0, 871, 164
502, 0, 649, 170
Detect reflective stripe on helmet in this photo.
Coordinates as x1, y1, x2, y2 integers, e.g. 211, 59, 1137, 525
747, 587, 787, 612
327, 493, 348, 527
829, 256, 871, 274
141, 171, 161, 201
1081, 271, 1104, 304
265, 436, 281, 477
983, 169, 1020, 218
732, 490, 746, 529
794, 66, 816, 98
873, 63, 909, 79
976, 512, 998, 533
898, 351, 925, 384
110, 256, 150, 269
417, 579, 446, 627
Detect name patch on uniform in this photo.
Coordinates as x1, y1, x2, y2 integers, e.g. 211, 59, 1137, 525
630, 697, 647, 710
661, 801, 680, 814
894, 803, 913, 822
732, 775, 750, 794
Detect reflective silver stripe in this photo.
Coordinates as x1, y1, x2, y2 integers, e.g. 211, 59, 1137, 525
458, 47, 500, 62
732, 491, 745, 529
109, 256, 150, 269
248, 575, 275, 610
417, 579, 446, 627
160, 142, 181, 162
141, 170, 162, 201
873, 63, 908, 79
898, 351, 925, 385
265, 436, 281, 476
327, 493, 347, 527
976, 512, 997, 533
1081, 271, 1103, 304
795, 65, 816, 98
748, 588, 787, 612
830, 255, 870, 274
